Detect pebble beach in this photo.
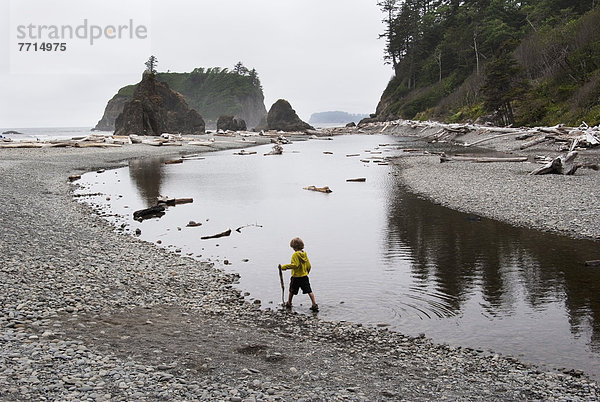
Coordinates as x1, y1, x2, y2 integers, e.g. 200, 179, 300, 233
1, 136, 599, 400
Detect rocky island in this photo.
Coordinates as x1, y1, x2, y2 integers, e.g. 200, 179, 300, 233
114, 71, 205, 136
260, 99, 314, 132
95, 65, 267, 131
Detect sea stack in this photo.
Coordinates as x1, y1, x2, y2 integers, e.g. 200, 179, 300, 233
266, 99, 314, 132
114, 71, 205, 136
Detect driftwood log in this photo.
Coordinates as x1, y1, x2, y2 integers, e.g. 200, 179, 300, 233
157, 197, 193, 206
346, 178, 367, 182
520, 136, 549, 150
529, 151, 579, 175
264, 144, 283, 156
233, 150, 257, 155
303, 185, 332, 193
201, 229, 232, 240
440, 154, 528, 163
165, 159, 183, 165
133, 205, 166, 221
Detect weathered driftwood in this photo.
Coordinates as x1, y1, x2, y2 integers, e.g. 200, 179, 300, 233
165, 158, 183, 165
463, 131, 532, 147
46, 140, 77, 148
186, 220, 202, 227
346, 178, 367, 182
346, 154, 360, 157
303, 185, 332, 193
519, 136, 549, 150
233, 150, 257, 155
515, 133, 535, 140
74, 142, 122, 148
440, 154, 528, 163
68, 175, 81, 182
0, 142, 44, 148
157, 196, 193, 206
201, 229, 232, 240
264, 144, 283, 156
529, 151, 579, 175
140, 139, 166, 146
133, 205, 166, 221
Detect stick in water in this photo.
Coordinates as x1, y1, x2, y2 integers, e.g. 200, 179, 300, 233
278, 265, 285, 306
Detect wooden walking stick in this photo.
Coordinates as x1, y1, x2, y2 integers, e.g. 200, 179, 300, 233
278, 265, 285, 306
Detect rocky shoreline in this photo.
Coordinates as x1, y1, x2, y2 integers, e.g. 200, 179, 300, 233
1, 135, 599, 400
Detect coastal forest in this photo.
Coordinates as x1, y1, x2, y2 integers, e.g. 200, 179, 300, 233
376, 0, 600, 126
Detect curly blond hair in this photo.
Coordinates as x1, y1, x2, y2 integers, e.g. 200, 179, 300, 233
290, 237, 304, 251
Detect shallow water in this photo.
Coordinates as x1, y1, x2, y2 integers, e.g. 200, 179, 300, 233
75, 134, 600, 378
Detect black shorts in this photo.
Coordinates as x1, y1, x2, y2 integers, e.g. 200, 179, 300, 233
290, 276, 312, 295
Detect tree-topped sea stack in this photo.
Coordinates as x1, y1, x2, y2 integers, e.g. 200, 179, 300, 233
114, 71, 205, 136
95, 63, 267, 131
266, 99, 314, 132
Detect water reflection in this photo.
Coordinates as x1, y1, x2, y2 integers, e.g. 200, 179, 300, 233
129, 158, 164, 206
80, 134, 600, 376
385, 180, 600, 345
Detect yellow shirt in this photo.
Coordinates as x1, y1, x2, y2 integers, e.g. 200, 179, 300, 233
281, 250, 311, 277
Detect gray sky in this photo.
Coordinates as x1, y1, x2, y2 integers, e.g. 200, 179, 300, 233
1, 0, 392, 128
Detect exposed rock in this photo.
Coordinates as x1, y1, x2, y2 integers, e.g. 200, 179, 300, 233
346, 122, 356, 127
266, 99, 314, 132
94, 94, 130, 131
114, 72, 205, 136
217, 115, 247, 132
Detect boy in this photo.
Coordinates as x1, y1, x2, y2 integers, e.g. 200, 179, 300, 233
278, 237, 318, 312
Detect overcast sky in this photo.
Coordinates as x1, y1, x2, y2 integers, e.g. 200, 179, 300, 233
1, 0, 393, 128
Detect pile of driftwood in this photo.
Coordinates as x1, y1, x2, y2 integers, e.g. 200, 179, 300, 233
359, 119, 600, 150
0, 134, 126, 149
0, 133, 192, 149
361, 119, 599, 176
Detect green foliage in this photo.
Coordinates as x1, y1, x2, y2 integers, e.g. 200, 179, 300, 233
117, 85, 137, 97
154, 65, 263, 121
145, 55, 158, 74
378, 0, 600, 126
112, 65, 264, 123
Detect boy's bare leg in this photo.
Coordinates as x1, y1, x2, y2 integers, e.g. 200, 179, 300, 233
308, 292, 317, 306
286, 293, 293, 307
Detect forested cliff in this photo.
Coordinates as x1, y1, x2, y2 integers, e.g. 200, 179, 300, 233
375, 0, 600, 126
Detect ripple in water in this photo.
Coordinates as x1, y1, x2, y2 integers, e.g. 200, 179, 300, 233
74, 134, 600, 379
